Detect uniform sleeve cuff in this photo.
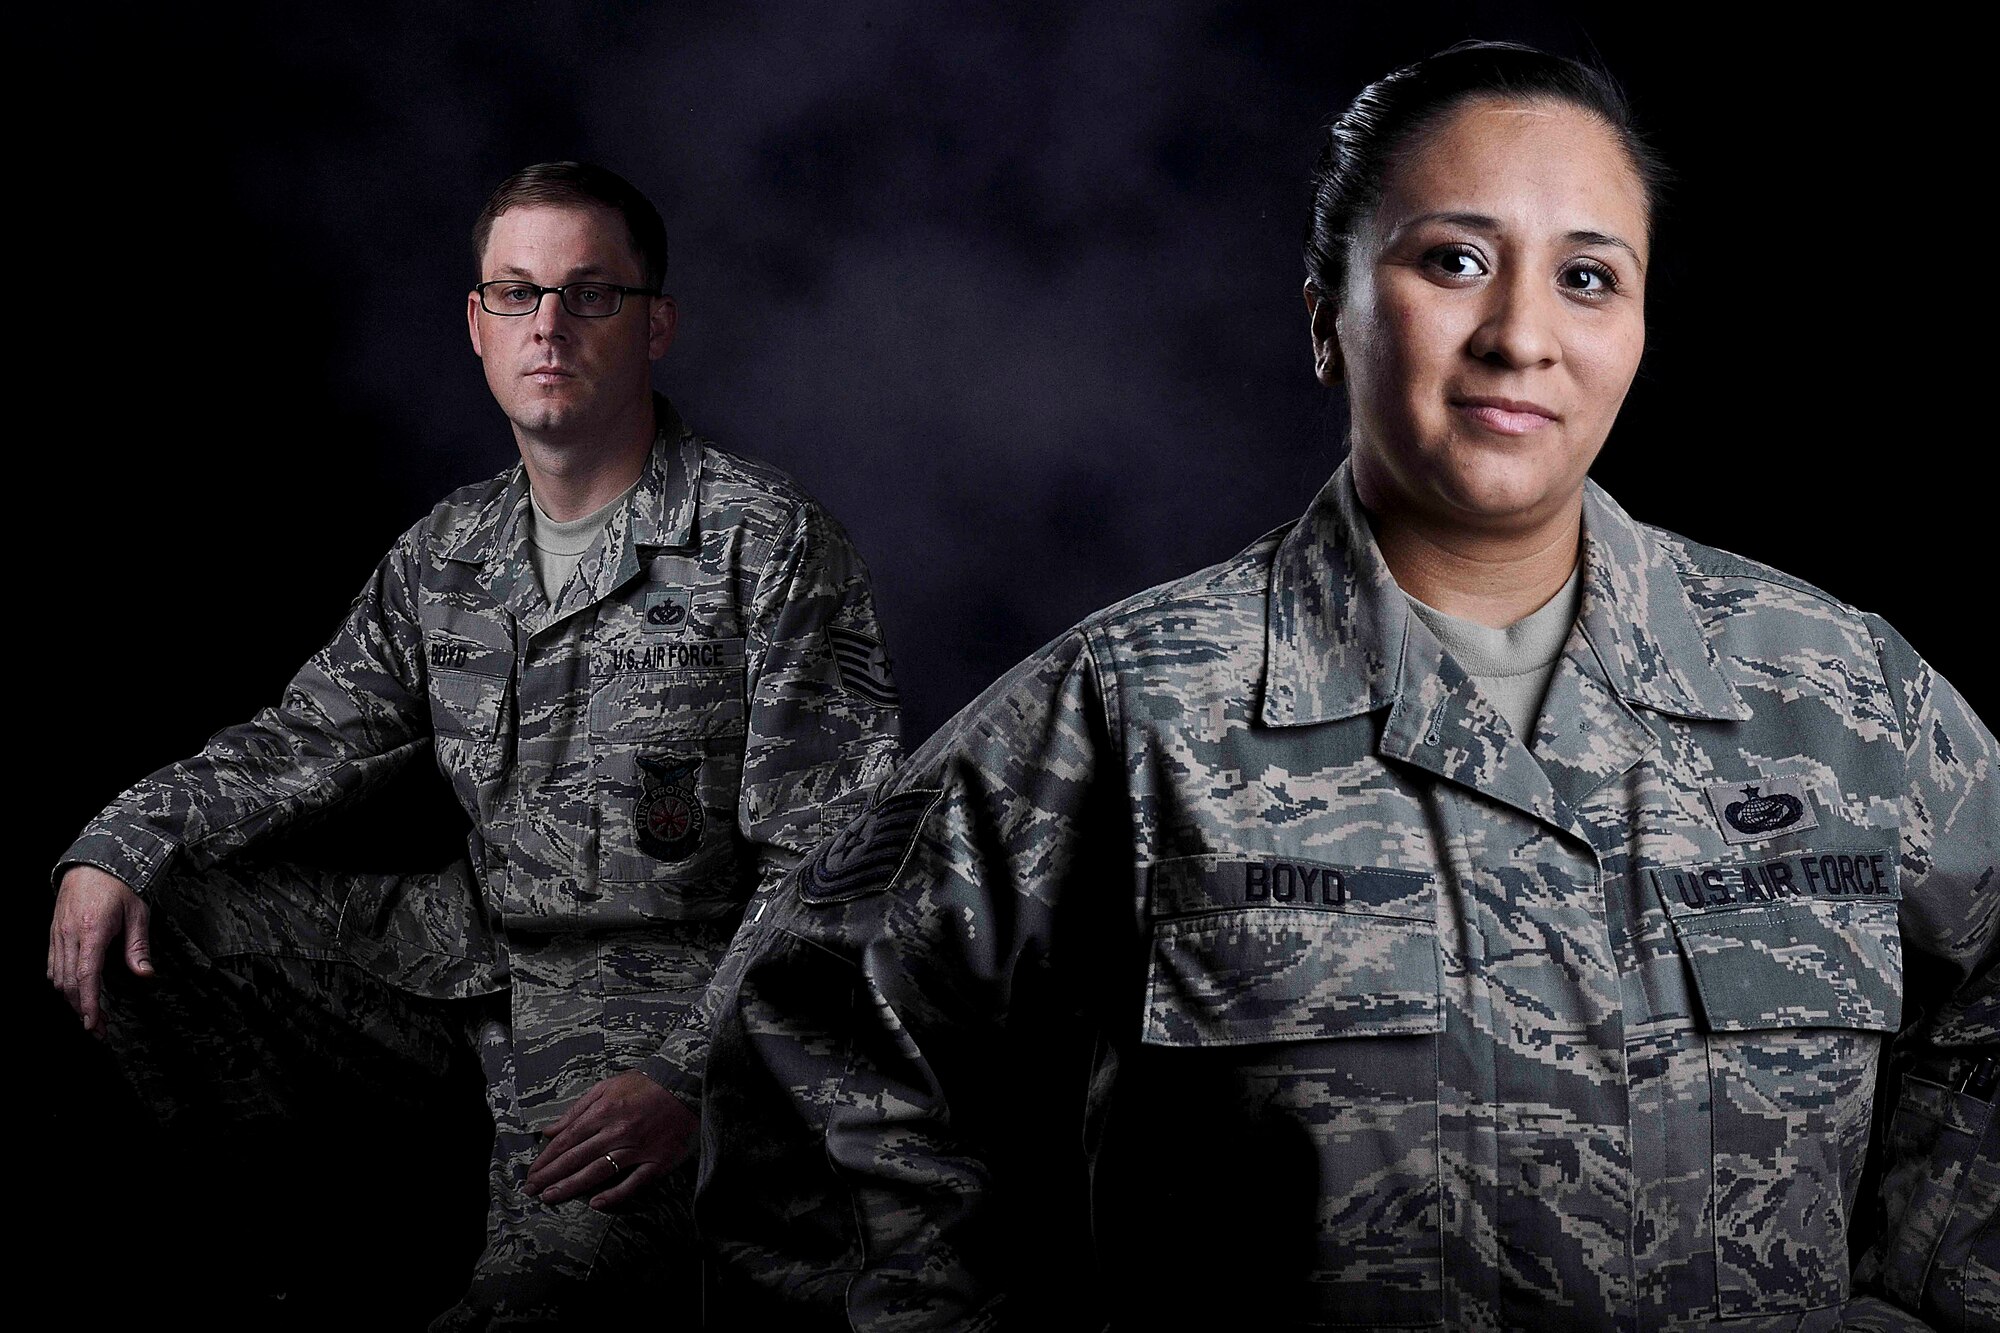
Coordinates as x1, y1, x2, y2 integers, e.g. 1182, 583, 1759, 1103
52, 826, 182, 896
638, 1053, 702, 1108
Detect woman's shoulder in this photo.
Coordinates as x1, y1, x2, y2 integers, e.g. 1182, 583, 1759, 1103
1591, 484, 1914, 663
1636, 518, 1922, 700
1073, 522, 1294, 646
1643, 521, 1860, 612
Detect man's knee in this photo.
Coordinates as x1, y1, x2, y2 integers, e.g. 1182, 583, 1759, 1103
140, 858, 357, 965
101, 862, 478, 1130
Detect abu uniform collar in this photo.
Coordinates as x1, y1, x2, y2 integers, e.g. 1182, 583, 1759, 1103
1571, 479, 1749, 723
440, 394, 703, 632
1258, 460, 1749, 729
624, 394, 701, 553
442, 393, 701, 568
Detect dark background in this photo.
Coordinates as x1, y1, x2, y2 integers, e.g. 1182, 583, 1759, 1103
30, 1, 1974, 1322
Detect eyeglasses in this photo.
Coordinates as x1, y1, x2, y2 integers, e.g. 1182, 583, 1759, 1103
473, 280, 655, 318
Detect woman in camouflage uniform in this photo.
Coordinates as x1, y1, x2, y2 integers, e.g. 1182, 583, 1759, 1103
693, 42, 1996, 1331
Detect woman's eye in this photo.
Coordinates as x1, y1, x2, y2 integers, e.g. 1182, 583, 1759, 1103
1560, 262, 1617, 295
1427, 247, 1487, 279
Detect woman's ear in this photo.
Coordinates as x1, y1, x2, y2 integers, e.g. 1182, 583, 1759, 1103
1304, 283, 1342, 387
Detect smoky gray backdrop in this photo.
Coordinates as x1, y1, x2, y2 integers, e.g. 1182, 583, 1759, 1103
30, 0, 1970, 1318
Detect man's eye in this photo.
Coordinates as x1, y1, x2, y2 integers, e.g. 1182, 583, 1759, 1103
1426, 247, 1486, 279
500, 286, 537, 304
573, 286, 608, 306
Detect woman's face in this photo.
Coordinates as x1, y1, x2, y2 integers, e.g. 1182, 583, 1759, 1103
1317, 96, 1649, 539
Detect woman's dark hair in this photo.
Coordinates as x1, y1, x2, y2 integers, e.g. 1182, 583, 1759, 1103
473, 161, 670, 292
1304, 41, 1667, 299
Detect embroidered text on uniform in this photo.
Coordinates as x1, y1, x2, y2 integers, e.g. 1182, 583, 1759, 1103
1651, 850, 1899, 911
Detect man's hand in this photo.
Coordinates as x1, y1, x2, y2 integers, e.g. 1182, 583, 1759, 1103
525, 1070, 697, 1212
48, 865, 152, 1035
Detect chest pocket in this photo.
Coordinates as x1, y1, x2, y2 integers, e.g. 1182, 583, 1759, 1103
1129, 855, 1445, 1329
589, 648, 748, 915
1649, 847, 1903, 1318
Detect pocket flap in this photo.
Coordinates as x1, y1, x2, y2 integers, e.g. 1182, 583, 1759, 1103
596, 919, 735, 994
1142, 907, 1442, 1047
589, 670, 747, 741
429, 665, 509, 741
1647, 848, 1902, 1033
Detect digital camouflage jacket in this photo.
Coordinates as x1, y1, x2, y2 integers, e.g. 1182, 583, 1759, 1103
698, 463, 1996, 1331
60, 399, 902, 1116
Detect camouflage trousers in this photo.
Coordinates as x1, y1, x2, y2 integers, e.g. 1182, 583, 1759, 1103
101, 857, 701, 1329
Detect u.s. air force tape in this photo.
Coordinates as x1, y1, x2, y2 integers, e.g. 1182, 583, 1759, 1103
594, 638, 747, 674
799, 788, 944, 903
1647, 845, 1900, 913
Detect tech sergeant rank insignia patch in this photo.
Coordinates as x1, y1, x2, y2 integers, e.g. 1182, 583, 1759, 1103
800, 788, 943, 903
637, 755, 705, 862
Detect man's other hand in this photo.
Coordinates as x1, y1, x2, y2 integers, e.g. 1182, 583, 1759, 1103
524, 1070, 697, 1211
48, 866, 151, 1035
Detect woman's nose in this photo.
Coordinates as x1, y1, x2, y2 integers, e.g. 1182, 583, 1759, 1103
1468, 272, 1558, 369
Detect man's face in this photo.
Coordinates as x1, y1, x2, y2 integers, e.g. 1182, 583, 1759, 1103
466, 203, 675, 441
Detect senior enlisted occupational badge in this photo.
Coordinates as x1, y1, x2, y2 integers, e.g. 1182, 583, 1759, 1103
643, 587, 692, 634
637, 755, 704, 862
1703, 775, 1820, 845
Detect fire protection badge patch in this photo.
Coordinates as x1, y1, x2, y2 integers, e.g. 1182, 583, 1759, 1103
637, 755, 705, 862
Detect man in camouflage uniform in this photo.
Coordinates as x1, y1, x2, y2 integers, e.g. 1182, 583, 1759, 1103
47, 162, 901, 1325
695, 462, 1996, 1329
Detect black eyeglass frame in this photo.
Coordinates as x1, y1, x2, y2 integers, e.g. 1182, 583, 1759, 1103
472, 280, 659, 318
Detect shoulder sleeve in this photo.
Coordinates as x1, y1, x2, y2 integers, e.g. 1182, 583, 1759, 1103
54, 523, 434, 893
1868, 615, 1998, 989
738, 500, 904, 864
640, 499, 903, 1100
695, 629, 1122, 1328
1856, 614, 1999, 1330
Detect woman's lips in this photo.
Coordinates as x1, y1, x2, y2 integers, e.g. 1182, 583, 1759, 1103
1453, 396, 1556, 435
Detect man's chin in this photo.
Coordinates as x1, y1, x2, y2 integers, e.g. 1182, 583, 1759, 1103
507, 401, 584, 437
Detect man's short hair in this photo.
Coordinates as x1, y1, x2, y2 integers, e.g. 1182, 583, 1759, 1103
472, 161, 669, 292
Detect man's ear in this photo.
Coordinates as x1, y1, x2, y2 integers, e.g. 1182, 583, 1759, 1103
1304, 283, 1341, 387
468, 290, 486, 359
648, 295, 679, 361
